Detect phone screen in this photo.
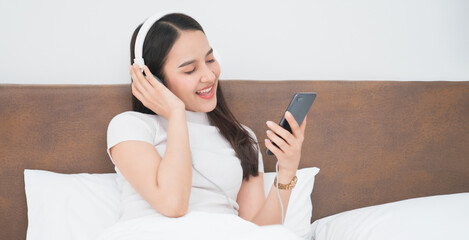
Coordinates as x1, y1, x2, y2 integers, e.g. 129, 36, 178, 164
265, 92, 316, 155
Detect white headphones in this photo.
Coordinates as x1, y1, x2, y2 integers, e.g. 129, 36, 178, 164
133, 11, 171, 72
133, 11, 221, 73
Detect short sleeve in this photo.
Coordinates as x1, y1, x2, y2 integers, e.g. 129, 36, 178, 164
106, 111, 157, 164
242, 125, 264, 173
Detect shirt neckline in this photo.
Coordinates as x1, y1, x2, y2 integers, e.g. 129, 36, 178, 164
185, 110, 211, 125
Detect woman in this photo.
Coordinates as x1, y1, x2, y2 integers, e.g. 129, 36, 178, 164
103, 12, 307, 238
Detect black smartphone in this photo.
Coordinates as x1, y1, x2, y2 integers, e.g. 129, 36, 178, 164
265, 92, 316, 156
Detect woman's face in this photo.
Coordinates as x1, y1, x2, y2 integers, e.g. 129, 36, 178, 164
163, 30, 220, 113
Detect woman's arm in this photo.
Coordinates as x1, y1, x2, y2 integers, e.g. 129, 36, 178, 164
109, 109, 192, 217
238, 112, 307, 225
237, 171, 296, 225
109, 65, 192, 218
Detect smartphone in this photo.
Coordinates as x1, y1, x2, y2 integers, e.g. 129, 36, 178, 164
265, 92, 316, 156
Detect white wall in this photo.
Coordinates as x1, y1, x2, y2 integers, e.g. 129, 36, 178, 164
0, 0, 468, 84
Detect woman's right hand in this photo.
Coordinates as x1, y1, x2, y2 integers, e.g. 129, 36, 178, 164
130, 64, 185, 119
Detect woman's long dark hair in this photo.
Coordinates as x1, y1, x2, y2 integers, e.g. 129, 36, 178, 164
130, 13, 259, 180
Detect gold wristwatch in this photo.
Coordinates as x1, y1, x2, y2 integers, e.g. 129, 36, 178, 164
273, 176, 297, 190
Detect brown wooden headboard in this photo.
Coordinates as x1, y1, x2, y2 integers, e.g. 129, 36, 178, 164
1, 81, 468, 239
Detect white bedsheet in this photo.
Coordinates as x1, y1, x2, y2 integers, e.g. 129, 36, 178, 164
96, 211, 303, 240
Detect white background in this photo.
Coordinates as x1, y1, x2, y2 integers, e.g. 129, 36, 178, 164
1, 0, 468, 84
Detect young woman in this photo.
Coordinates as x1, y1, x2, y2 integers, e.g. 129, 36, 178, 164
104, 12, 307, 237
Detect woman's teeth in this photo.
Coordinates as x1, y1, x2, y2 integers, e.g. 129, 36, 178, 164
196, 86, 212, 94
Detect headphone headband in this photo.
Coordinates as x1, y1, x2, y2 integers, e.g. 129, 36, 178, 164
133, 11, 175, 72
133, 11, 221, 73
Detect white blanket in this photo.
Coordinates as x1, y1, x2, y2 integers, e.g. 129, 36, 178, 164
96, 211, 303, 240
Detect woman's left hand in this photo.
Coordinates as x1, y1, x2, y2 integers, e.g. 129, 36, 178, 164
265, 112, 307, 178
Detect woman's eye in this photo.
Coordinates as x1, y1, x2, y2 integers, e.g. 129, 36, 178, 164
185, 68, 196, 74
207, 59, 215, 63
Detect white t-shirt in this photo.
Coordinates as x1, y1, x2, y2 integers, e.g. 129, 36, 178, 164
106, 110, 264, 221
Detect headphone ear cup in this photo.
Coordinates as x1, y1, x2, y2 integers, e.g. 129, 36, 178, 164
152, 74, 164, 84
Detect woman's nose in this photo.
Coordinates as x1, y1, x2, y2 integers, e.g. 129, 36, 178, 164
200, 65, 216, 83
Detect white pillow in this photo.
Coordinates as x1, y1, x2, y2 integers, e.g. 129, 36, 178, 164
24, 170, 120, 240
310, 193, 469, 240
264, 167, 320, 239
24, 167, 319, 240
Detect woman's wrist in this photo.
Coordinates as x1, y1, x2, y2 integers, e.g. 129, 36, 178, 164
166, 107, 186, 120
277, 169, 297, 184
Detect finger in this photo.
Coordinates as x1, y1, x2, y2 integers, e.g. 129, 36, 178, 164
132, 64, 153, 93
300, 115, 307, 133
264, 139, 283, 156
130, 65, 149, 96
143, 65, 163, 88
266, 120, 295, 145
131, 81, 143, 100
266, 130, 288, 151
285, 111, 302, 138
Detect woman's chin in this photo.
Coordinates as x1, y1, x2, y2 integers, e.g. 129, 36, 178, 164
204, 99, 217, 113
187, 98, 217, 113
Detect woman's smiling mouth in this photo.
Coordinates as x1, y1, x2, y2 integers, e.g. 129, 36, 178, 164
195, 84, 215, 99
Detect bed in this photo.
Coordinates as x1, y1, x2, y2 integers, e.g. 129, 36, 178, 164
1, 80, 468, 239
